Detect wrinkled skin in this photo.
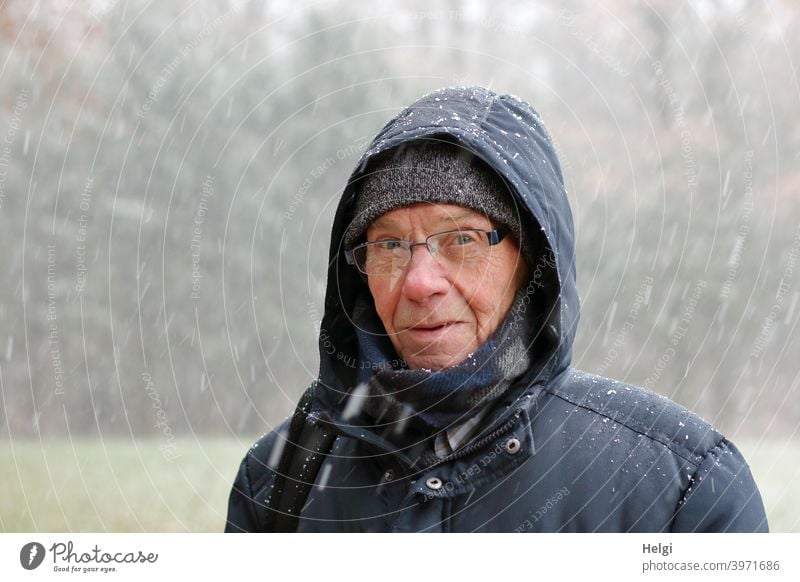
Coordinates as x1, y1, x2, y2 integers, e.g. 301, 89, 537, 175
366, 203, 528, 370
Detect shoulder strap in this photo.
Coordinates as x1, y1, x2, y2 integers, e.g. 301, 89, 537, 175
266, 386, 337, 532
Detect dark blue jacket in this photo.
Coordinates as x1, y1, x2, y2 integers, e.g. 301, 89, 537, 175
225, 86, 768, 532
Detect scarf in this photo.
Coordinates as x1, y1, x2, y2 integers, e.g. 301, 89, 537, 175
349, 284, 538, 435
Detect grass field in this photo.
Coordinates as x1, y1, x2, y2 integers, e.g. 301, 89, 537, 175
1, 437, 797, 532
0, 437, 248, 532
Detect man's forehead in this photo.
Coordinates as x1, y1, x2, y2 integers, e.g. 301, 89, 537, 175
369, 203, 492, 230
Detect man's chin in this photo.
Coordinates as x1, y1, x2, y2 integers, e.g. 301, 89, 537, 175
401, 344, 473, 371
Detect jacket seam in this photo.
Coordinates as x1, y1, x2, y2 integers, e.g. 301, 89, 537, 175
669, 436, 726, 533
544, 387, 706, 466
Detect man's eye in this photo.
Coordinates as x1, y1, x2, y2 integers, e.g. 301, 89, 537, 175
376, 240, 403, 251
454, 232, 478, 245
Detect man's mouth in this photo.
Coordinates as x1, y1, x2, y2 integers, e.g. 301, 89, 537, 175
408, 322, 459, 334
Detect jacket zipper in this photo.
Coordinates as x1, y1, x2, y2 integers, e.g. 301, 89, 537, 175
418, 409, 523, 475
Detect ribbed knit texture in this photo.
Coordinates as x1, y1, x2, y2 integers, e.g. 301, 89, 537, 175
344, 141, 523, 249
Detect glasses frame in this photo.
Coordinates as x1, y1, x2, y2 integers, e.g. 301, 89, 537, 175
344, 225, 510, 276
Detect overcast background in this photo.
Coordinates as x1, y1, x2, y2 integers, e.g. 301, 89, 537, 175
1, 0, 798, 531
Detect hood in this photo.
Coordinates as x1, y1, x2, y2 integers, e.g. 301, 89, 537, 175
311, 86, 579, 423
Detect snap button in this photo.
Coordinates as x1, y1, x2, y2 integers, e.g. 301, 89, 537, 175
505, 437, 521, 455
383, 469, 394, 482
425, 477, 442, 490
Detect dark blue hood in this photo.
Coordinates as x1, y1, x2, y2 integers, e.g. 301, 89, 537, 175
314, 86, 579, 416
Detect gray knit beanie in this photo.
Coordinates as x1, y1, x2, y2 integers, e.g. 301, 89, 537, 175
343, 141, 524, 253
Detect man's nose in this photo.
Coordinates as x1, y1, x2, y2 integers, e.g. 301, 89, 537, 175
400, 244, 450, 302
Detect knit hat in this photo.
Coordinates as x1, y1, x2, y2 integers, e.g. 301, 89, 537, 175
343, 141, 524, 252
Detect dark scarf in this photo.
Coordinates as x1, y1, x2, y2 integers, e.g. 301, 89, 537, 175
349, 284, 537, 435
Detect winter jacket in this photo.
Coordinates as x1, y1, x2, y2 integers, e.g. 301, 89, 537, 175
225, 86, 768, 533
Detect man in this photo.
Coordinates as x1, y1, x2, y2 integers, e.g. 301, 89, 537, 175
225, 86, 767, 532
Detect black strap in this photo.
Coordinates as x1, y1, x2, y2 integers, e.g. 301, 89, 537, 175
266, 386, 337, 532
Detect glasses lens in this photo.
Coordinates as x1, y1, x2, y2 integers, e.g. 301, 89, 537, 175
351, 231, 493, 275
356, 241, 409, 275
429, 230, 488, 269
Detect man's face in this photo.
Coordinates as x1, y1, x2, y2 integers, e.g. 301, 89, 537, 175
365, 203, 528, 371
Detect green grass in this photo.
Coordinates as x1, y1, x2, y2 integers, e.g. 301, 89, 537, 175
1, 437, 797, 532
0, 437, 250, 532
736, 439, 800, 533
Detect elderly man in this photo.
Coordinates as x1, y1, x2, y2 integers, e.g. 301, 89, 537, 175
225, 86, 767, 532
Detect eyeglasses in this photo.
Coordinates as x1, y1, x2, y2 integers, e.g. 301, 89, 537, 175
344, 226, 510, 277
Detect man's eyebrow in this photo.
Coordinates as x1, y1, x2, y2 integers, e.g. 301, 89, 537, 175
369, 214, 403, 230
